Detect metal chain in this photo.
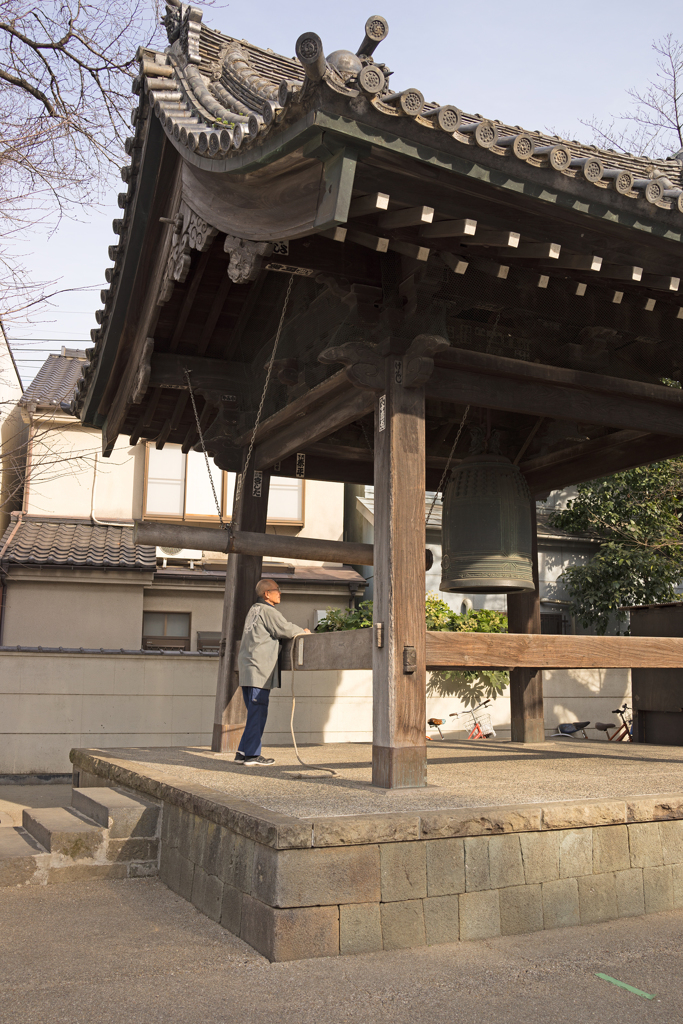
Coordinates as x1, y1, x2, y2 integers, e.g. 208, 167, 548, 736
184, 368, 227, 528
232, 273, 294, 528
425, 405, 470, 526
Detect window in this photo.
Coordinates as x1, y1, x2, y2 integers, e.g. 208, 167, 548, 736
541, 613, 568, 635
144, 444, 304, 524
142, 611, 191, 651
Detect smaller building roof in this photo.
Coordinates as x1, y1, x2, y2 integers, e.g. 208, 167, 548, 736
0, 515, 156, 570
20, 350, 87, 412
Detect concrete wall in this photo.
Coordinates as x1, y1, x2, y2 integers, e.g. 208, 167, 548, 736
0, 647, 632, 775
3, 576, 147, 648
0, 651, 217, 774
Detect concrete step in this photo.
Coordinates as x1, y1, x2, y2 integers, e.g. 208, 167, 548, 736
71, 787, 159, 839
0, 826, 45, 886
22, 807, 104, 858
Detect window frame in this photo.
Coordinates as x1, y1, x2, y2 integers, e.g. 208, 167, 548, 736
142, 444, 305, 526
142, 610, 192, 651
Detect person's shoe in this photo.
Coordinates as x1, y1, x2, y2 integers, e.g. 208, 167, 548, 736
242, 755, 275, 766
234, 752, 246, 763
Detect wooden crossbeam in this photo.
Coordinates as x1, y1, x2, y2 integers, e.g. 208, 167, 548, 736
388, 239, 430, 261
521, 430, 683, 494
426, 365, 683, 437
253, 387, 375, 469
149, 353, 243, 392
280, 629, 683, 671
426, 632, 683, 670
601, 264, 643, 282
346, 228, 389, 252
234, 370, 351, 448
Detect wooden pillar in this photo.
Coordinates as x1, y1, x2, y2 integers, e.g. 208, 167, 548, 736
372, 355, 427, 788
507, 501, 545, 743
211, 458, 271, 753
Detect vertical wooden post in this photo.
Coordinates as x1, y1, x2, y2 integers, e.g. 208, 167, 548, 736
211, 458, 271, 753
507, 501, 545, 743
372, 354, 427, 788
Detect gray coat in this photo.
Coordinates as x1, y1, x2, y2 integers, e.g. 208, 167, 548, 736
237, 599, 303, 690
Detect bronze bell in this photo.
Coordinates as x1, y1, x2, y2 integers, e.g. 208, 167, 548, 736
440, 454, 534, 593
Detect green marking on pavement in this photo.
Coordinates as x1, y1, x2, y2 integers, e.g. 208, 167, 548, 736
595, 973, 655, 999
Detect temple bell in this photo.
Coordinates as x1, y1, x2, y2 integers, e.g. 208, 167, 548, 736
440, 454, 535, 594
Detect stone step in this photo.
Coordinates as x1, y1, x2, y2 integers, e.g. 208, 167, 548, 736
22, 807, 104, 858
0, 826, 45, 886
71, 787, 159, 839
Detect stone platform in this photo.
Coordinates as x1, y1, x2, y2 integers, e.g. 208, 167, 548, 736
70, 741, 683, 961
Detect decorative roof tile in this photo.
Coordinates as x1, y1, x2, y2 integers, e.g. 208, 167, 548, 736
0, 516, 156, 570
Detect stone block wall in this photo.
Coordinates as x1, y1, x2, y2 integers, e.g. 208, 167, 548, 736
158, 801, 683, 961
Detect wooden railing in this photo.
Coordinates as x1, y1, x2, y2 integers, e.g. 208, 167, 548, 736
281, 629, 683, 671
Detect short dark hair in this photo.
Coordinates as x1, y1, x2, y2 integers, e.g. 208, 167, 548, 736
256, 578, 280, 598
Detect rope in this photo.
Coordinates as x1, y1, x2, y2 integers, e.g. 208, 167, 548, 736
426, 405, 470, 526
289, 632, 337, 776
232, 273, 295, 528
184, 368, 227, 528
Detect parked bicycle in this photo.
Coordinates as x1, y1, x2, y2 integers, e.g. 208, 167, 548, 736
427, 699, 496, 740
596, 703, 632, 742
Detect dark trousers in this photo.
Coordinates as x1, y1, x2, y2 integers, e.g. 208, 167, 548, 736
238, 686, 270, 757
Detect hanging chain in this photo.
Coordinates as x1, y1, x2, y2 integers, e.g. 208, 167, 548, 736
184, 368, 227, 528
426, 405, 470, 527
232, 273, 294, 528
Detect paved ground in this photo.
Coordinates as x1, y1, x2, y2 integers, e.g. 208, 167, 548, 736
0, 784, 73, 827
77, 740, 683, 817
0, 876, 681, 1024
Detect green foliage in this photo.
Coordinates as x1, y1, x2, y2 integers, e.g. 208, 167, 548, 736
314, 600, 373, 631
548, 459, 683, 634
315, 593, 509, 707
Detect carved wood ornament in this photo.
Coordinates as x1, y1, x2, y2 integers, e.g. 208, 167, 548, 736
157, 201, 218, 306
319, 333, 450, 390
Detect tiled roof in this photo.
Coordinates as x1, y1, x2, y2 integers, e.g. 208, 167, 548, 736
73, 4, 683, 420
146, 7, 682, 193
21, 353, 87, 411
0, 516, 156, 570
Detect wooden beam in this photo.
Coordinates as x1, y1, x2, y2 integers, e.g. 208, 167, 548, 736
348, 192, 390, 217
212, 460, 270, 753
601, 264, 643, 282
507, 502, 544, 744
373, 354, 427, 789
283, 628, 683, 671
495, 242, 561, 260
425, 632, 683, 670
387, 239, 430, 261
551, 255, 602, 271
346, 228, 389, 252
379, 205, 434, 229
253, 387, 375, 469
427, 367, 683, 437
282, 629, 372, 671
149, 352, 245, 392
421, 218, 477, 240
521, 430, 683, 494
234, 370, 351, 448
432, 347, 683, 435
469, 230, 520, 248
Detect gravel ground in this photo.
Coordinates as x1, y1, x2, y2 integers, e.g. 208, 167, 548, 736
1, 877, 681, 1024
77, 739, 683, 818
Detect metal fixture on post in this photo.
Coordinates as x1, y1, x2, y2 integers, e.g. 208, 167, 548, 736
440, 453, 535, 593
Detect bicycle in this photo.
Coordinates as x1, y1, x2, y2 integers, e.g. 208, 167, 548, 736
427, 699, 496, 740
596, 703, 632, 742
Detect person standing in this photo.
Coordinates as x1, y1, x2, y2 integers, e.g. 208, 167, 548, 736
235, 578, 310, 766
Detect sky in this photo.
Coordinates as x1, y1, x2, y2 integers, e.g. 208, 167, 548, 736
6, 0, 683, 388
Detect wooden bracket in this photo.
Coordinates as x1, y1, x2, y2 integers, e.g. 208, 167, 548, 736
223, 234, 273, 284
320, 333, 449, 390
